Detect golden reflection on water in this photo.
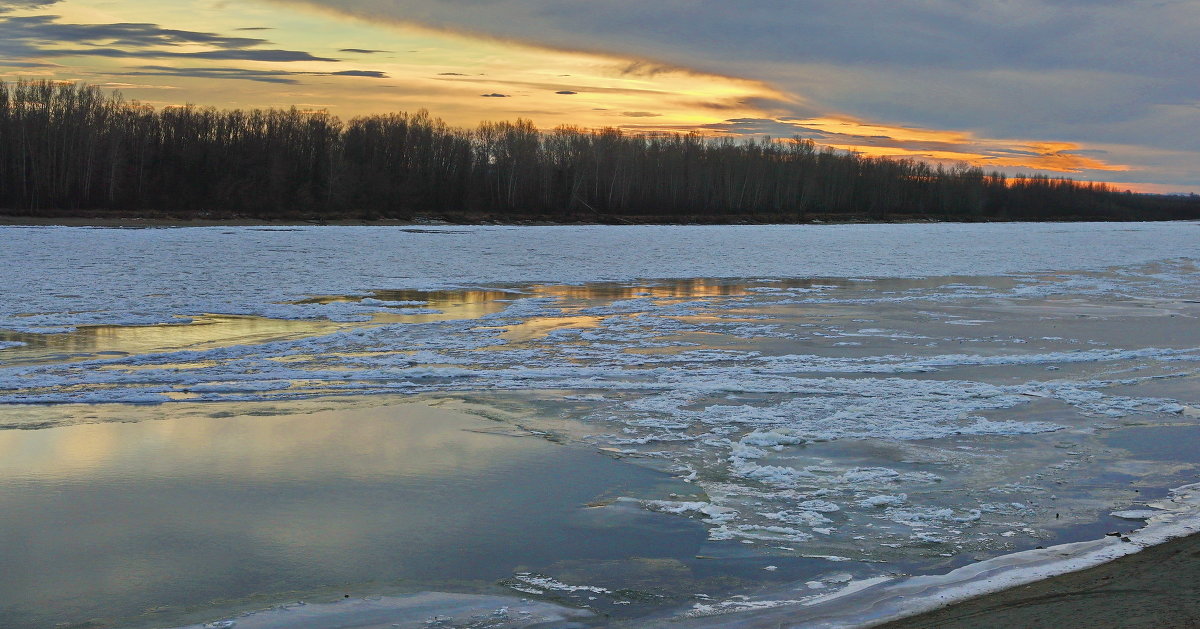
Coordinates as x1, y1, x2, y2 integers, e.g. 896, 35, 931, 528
531, 280, 750, 301
488, 281, 763, 342
0, 279, 845, 366
0, 401, 533, 482
490, 315, 605, 342
0, 315, 355, 364
303, 289, 517, 324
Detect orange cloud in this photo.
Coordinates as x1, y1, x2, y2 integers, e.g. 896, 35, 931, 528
800, 117, 1129, 173
828, 141, 1127, 173
788, 116, 973, 144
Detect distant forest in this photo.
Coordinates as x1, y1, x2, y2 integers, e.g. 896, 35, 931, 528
1, 80, 1197, 223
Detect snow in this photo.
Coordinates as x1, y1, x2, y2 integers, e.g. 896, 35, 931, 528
1111, 509, 1161, 520
508, 573, 610, 594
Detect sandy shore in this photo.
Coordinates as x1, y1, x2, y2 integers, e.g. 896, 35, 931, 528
872, 531, 1200, 629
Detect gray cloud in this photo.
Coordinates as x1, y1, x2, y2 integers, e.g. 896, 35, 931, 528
4, 15, 269, 48
1, 59, 54, 67
49, 46, 337, 62
436, 75, 670, 97
330, 69, 387, 78
481, 93, 509, 97
290, 0, 1200, 79
0, 0, 58, 13
119, 66, 304, 84
115, 65, 388, 84
282, 0, 1200, 186
339, 48, 389, 53
0, 14, 338, 63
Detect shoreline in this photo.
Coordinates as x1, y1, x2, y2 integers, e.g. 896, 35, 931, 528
1, 214, 1189, 228
659, 482, 1200, 628
870, 530, 1200, 628
0, 215, 433, 228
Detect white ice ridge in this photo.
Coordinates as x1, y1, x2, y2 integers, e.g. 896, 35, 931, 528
508, 573, 612, 594
1, 222, 1198, 330
660, 482, 1200, 628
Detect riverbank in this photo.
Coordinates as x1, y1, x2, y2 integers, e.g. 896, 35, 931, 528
0, 214, 433, 227
872, 530, 1200, 629
0, 212, 1164, 228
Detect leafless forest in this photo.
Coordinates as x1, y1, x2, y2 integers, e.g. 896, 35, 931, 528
2, 81, 1196, 222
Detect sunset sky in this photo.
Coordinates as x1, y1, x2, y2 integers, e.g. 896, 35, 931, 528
2, 0, 1197, 192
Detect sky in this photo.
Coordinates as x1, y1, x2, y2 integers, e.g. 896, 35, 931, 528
1, 0, 1197, 193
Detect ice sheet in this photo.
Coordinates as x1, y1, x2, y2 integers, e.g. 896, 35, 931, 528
3, 223, 1200, 626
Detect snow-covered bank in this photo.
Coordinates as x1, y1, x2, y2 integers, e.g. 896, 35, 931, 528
659, 482, 1200, 628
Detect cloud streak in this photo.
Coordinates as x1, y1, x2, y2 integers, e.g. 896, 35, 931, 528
0, 14, 340, 63
115, 65, 388, 84
0, 0, 58, 12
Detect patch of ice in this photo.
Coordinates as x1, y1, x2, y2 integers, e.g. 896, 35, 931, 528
1111, 509, 1161, 520
509, 573, 610, 594
859, 494, 908, 508
641, 500, 739, 525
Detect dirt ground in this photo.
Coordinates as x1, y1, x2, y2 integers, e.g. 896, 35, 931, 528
873, 533, 1200, 629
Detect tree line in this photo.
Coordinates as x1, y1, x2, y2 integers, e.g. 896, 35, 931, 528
1, 80, 1197, 223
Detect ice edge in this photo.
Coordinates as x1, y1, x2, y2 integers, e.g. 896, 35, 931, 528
670, 481, 1200, 628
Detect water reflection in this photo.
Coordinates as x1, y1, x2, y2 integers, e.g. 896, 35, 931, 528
0, 402, 702, 629
492, 315, 605, 342
298, 289, 516, 324
0, 275, 1030, 377
0, 280, 770, 365
531, 279, 754, 301
0, 403, 527, 481
0, 315, 353, 365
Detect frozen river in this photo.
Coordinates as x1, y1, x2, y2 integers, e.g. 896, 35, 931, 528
1, 222, 1199, 627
